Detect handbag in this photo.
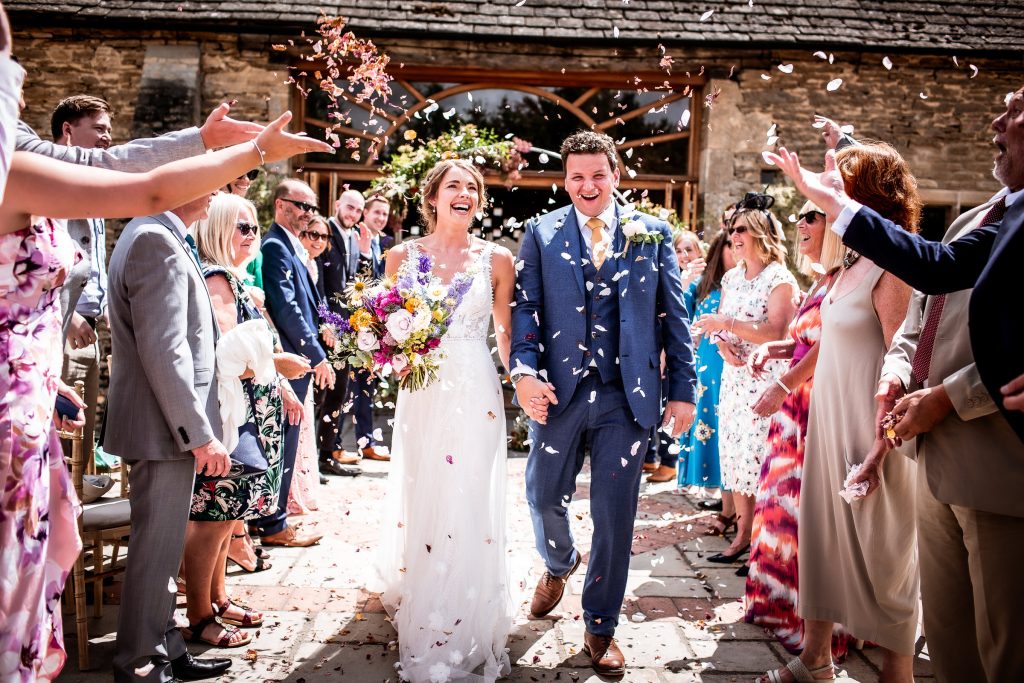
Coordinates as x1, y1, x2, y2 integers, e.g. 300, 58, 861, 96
196, 380, 269, 482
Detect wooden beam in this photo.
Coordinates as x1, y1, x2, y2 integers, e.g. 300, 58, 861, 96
617, 130, 690, 150
572, 87, 601, 107
396, 79, 426, 104
595, 91, 690, 131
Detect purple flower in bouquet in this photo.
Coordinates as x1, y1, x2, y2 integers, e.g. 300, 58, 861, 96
318, 302, 352, 333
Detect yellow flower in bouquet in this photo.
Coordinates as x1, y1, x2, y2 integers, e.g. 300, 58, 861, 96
404, 297, 422, 313
349, 309, 374, 331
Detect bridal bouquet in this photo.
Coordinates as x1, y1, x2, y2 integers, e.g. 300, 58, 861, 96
318, 253, 474, 391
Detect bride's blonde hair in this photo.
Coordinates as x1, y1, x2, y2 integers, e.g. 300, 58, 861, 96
418, 159, 487, 234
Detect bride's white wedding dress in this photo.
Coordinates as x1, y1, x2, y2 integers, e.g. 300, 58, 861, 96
370, 240, 513, 683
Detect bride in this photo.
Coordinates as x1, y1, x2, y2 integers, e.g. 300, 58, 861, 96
370, 158, 518, 682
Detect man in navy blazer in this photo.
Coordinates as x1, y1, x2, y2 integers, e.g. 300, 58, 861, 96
252, 179, 334, 546
511, 131, 696, 676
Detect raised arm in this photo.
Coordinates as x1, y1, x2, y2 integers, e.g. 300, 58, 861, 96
0, 111, 332, 231
491, 246, 516, 373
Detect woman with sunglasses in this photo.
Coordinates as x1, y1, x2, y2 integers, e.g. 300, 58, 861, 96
743, 202, 853, 660
181, 192, 309, 648
693, 195, 798, 571
285, 214, 334, 515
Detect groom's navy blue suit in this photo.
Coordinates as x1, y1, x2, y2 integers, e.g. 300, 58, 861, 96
512, 204, 696, 636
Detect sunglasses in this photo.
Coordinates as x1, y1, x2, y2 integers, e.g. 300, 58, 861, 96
301, 230, 329, 242
238, 169, 260, 181
798, 210, 825, 223
237, 222, 259, 236
281, 197, 318, 214
727, 225, 748, 236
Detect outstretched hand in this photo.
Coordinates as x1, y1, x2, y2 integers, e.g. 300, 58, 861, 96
199, 102, 264, 150
763, 147, 847, 222
254, 111, 335, 163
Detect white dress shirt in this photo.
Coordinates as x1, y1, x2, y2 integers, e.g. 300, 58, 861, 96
575, 203, 619, 258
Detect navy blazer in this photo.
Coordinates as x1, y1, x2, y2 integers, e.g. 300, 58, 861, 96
842, 201, 1024, 440
318, 217, 356, 313
261, 222, 326, 367
511, 204, 696, 428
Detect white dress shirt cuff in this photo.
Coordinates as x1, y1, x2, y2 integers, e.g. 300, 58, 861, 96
510, 365, 537, 379
830, 199, 865, 237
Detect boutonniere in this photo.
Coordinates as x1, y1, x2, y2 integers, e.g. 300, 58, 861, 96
622, 217, 664, 246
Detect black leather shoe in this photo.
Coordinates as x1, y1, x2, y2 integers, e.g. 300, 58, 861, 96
707, 543, 750, 564
319, 459, 362, 477
319, 474, 329, 485
170, 652, 231, 681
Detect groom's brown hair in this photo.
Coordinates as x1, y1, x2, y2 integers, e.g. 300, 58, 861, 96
560, 130, 618, 171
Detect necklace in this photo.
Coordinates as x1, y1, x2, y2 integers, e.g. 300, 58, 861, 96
842, 249, 861, 270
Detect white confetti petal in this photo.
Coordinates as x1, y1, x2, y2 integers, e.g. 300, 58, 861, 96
777, 63, 793, 74
813, 51, 828, 60
826, 78, 843, 92
969, 64, 979, 78
882, 56, 893, 70
630, 440, 641, 456
700, 9, 715, 21
621, 457, 629, 467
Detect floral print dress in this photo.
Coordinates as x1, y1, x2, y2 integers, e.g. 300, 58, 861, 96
0, 220, 83, 681
716, 262, 797, 496
189, 268, 284, 522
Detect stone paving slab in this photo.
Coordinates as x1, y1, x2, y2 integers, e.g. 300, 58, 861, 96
58, 448, 934, 682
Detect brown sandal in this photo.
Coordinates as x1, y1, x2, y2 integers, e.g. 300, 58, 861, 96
703, 513, 737, 537
181, 615, 252, 648
215, 599, 263, 627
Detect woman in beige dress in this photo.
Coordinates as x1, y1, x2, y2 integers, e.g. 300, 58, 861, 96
760, 143, 919, 683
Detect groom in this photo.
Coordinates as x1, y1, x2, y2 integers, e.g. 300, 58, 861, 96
511, 130, 696, 677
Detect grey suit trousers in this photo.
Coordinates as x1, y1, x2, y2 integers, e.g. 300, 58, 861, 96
113, 458, 195, 683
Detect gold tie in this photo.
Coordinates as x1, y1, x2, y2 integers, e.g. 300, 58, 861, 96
587, 217, 610, 269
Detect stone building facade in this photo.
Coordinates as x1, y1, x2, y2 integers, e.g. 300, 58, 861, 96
8, 0, 1024, 236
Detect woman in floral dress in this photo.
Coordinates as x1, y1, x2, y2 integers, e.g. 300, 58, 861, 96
181, 193, 306, 647
743, 202, 851, 659
694, 197, 797, 568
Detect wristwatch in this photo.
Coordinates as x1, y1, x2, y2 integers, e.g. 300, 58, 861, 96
510, 373, 532, 386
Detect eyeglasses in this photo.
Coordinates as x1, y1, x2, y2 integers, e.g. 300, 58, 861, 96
797, 210, 825, 223
238, 169, 260, 181
301, 230, 329, 242
236, 222, 259, 236
281, 197, 318, 214
727, 225, 748, 236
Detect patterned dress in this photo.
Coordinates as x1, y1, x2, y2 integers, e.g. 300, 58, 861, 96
189, 268, 285, 522
744, 277, 851, 658
717, 262, 797, 496
677, 280, 725, 489
0, 220, 83, 681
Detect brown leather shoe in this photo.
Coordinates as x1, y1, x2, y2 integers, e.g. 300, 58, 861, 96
260, 526, 322, 547
583, 631, 625, 678
646, 464, 677, 483
361, 445, 391, 461
642, 462, 658, 473
331, 450, 360, 465
529, 550, 582, 618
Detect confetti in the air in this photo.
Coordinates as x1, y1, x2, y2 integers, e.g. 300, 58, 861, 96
826, 78, 843, 92
882, 56, 893, 70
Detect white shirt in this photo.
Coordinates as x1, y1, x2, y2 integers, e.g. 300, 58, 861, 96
575, 203, 619, 257
282, 224, 309, 263
830, 186, 1024, 237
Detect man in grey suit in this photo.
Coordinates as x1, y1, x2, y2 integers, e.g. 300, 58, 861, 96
878, 191, 1024, 681
106, 193, 234, 683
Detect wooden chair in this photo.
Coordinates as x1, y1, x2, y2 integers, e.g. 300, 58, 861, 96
61, 380, 132, 670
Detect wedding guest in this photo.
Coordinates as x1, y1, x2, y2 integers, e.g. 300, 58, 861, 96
675, 229, 706, 289
226, 166, 265, 288
315, 189, 363, 474
694, 194, 797, 569
227, 167, 259, 196
760, 142, 918, 683
0, 108, 323, 683
743, 202, 851, 658
251, 179, 333, 547
182, 192, 306, 647
676, 232, 736, 526
348, 192, 392, 461
289, 213, 334, 512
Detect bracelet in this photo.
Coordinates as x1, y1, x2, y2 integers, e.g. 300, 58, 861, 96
251, 139, 266, 166
775, 377, 792, 394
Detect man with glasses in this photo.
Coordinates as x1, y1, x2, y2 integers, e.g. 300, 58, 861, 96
315, 189, 365, 475
251, 179, 334, 547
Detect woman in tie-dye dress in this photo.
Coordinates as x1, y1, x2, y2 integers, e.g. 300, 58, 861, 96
743, 203, 851, 658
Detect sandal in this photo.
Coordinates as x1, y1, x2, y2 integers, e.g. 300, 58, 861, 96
215, 599, 263, 627
180, 615, 252, 648
227, 534, 272, 573
762, 658, 835, 682
703, 513, 737, 537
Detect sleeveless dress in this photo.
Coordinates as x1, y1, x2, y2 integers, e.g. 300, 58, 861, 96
0, 220, 83, 681
717, 262, 797, 496
370, 240, 513, 683
189, 268, 285, 522
744, 276, 851, 659
799, 263, 919, 655
677, 280, 725, 489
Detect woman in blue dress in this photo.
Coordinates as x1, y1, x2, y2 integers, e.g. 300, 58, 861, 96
678, 232, 737, 532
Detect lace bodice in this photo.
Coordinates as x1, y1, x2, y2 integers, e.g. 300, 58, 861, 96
404, 240, 495, 342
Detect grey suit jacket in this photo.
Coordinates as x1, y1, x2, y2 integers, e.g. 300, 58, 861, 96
104, 213, 221, 460
15, 121, 206, 335
881, 199, 1024, 517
